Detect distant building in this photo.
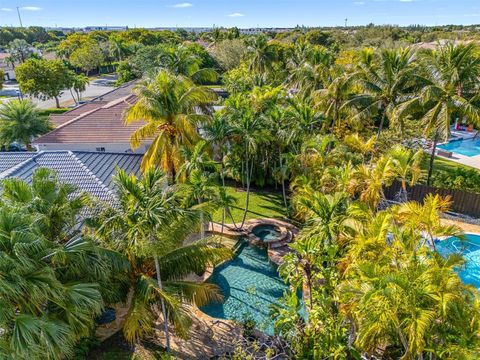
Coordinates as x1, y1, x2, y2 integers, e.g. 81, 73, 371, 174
83, 26, 128, 32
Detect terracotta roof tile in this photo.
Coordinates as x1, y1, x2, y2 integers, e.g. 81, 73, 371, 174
35, 95, 144, 144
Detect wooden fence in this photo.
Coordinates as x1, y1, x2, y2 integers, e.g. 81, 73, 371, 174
384, 181, 480, 217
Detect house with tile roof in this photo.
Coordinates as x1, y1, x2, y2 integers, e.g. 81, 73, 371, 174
33, 81, 150, 154
0, 151, 142, 203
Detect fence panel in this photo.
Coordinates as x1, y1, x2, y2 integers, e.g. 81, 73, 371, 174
384, 181, 480, 217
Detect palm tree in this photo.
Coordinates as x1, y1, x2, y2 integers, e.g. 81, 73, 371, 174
93, 169, 231, 350
343, 48, 418, 140
395, 43, 480, 185
388, 145, 424, 202
341, 212, 477, 359
245, 34, 279, 75
215, 185, 238, 232
160, 44, 218, 84
0, 168, 124, 359
203, 113, 235, 189
314, 71, 352, 133
71, 74, 90, 103
0, 99, 51, 150
125, 70, 217, 178
349, 155, 395, 211
394, 194, 463, 250
177, 140, 217, 182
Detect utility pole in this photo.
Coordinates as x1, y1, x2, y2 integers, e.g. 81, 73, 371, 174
16, 7, 23, 27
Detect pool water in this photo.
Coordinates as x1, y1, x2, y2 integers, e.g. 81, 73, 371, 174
437, 138, 480, 157
437, 234, 480, 288
252, 224, 281, 242
200, 241, 289, 334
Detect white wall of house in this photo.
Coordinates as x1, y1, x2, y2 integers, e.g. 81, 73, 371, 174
34, 142, 148, 154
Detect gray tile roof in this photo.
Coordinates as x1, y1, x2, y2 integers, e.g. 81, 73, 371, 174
0, 152, 36, 173
0, 151, 143, 203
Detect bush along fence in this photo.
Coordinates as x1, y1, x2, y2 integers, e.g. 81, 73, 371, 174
384, 181, 480, 218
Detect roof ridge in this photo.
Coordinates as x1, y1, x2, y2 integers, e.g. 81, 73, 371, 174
0, 152, 44, 179
67, 151, 117, 201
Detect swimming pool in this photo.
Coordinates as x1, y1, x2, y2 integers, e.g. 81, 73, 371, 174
437, 138, 480, 157
200, 241, 289, 334
436, 234, 480, 288
252, 224, 281, 242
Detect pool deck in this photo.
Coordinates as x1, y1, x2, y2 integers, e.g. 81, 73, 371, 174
435, 130, 480, 170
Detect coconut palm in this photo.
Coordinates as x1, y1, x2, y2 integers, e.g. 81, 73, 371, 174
314, 71, 352, 133
93, 169, 231, 350
343, 48, 418, 139
203, 113, 235, 189
125, 70, 216, 177
0, 99, 51, 150
160, 44, 218, 84
394, 43, 480, 185
245, 34, 279, 75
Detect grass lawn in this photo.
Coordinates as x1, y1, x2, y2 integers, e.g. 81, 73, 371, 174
420, 156, 479, 174
212, 185, 287, 224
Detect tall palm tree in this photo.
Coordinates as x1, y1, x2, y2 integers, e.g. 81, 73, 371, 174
203, 113, 235, 189
344, 48, 418, 139
314, 71, 352, 134
395, 43, 480, 185
93, 169, 231, 350
245, 34, 279, 75
125, 70, 217, 178
0, 99, 51, 150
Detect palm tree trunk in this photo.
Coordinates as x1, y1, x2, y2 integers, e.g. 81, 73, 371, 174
279, 149, 288, 209
375, 109, 387, 141
69, 89, 78, 105
154, 256, 171, 353
240, 150, 253, 229
221, 209, 225, 234
427, 133, 439, 186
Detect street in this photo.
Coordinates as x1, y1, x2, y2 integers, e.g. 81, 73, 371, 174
1, 75, 117, 109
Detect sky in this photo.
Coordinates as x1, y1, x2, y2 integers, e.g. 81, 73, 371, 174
0, 0, 479, 28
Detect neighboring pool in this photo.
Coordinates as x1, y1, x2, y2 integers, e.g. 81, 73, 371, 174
200, 241, 289, 334
436, 234, 480, 288
252, 224, 281, 242
437, 138, 480, 157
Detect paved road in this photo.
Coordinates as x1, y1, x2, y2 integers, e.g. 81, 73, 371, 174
1, 75, 117, 109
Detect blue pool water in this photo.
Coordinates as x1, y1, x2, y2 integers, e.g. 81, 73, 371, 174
252, 224, 281, 242
437, 138, 480, 157
437, 234, 480, 288
200, 241, 289, 334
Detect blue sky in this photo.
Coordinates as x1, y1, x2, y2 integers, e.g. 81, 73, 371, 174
0, 0, 479, 28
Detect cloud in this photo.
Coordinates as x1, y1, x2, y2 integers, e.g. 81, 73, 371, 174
20, 6, 42, 11
354, 1, 365, 4
399, 0, 414, 2
0, 8, 12, 11
171, 2, 193, 8
228, 12, 245, 17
